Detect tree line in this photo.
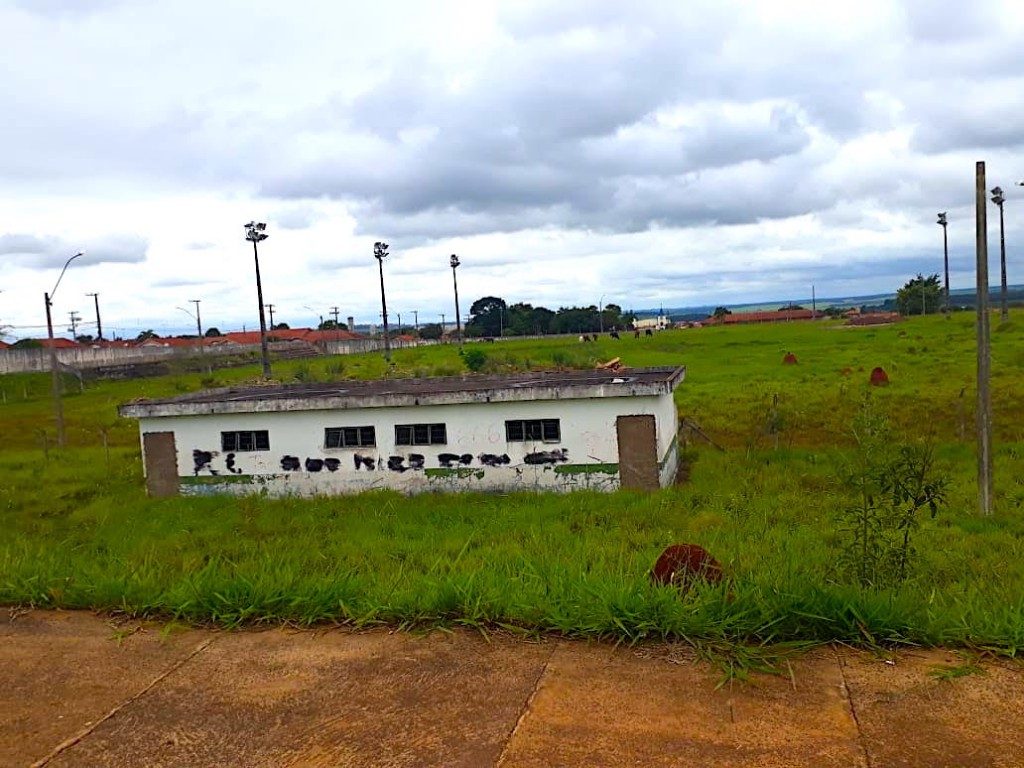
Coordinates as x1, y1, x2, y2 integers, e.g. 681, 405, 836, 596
445, 297, 636, 339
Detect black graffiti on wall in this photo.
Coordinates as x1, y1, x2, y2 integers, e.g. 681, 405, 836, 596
523, 448, 569, 465
478, 453, 511, 467
193, 450, 217, 476
354, 454, 376, 470
437, 453, 474, 468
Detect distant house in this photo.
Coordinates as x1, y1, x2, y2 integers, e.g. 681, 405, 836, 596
119, 366, 686, 498
36, 338, 80, 349
847, 312, 901, 326
708, 309, 824, 325
633, 315, 670, 331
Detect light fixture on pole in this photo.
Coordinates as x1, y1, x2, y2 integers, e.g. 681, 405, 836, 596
45, 252, 83, 447
937, 212, 949, 314
374, 241, 391, 362
990, 187, 1008, 323
450, 253, 462, 347
244, 221, 272, 378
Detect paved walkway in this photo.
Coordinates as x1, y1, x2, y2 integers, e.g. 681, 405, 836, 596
2, 610, 1022, 767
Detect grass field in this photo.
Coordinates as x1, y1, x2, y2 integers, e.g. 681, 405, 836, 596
2, 313, 1023, 663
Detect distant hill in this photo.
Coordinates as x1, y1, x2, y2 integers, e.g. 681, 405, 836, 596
633, 285, 1024, 321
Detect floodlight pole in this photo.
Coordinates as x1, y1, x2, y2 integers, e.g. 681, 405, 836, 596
976, 162, 993, 516
450, 254, 462, 347
990, 188, 1008, 323
937, 212, 950, 314
244, 222, 272, 378
375, 241, 392, 362
45, 252, 83, 447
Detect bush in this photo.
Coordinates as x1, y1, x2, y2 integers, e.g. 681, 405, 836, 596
461, 348, 488, 373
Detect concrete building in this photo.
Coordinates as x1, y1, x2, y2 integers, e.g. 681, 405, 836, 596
119, 366, 685, 497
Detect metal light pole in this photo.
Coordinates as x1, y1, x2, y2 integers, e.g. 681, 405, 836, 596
450, 254, 462, 347
976, 162, 993, 516
990, 187, 1008, 323
86, 292, 103, 340
374, 241, 391, 362
598, 294, 605, 333
244, 221, 272, 378
45, 252, 83, 447
937, 212, 950, 314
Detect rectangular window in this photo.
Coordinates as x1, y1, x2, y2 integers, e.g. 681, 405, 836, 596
325, 426, 376, 448
221, 430, 270, 452
395, 423, 447, 446
505, 419, 560, 442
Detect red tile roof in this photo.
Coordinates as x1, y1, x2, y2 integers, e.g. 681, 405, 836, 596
710, 309, 823, 325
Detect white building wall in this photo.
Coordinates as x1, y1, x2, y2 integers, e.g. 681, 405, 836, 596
139, 392, 678, 496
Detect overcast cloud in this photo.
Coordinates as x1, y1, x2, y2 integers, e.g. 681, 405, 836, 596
1, 0, 1022, 338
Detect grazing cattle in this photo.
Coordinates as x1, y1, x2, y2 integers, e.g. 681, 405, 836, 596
579, 335, 586, 343
483, 337, 496, 343
650, 544, 724, 588
610, 330, 620, 339
644, 328, 653, 337
634, 329, 641, 339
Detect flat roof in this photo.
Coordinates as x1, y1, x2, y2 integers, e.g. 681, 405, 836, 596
119, 365, 685, 418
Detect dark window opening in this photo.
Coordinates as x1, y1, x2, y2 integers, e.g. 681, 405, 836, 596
505, 419, 560, 442
395, 423, 447, 446
325, 426, 376, 448
221, 430, 270, 452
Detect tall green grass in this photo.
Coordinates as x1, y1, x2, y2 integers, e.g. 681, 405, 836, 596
1, 314, 1023, 654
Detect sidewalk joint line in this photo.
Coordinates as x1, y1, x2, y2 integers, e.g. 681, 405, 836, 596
834, 645, 873, 768
30, 634, 218, 768
496, 640, 556, 767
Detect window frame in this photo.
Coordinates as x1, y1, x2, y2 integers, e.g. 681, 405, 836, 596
395, 422, 448, 446
324, 426, 376, 449
505, 418, 561, 443
220, 429, 270, 452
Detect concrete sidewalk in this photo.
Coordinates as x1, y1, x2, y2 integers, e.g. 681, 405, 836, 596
1, 611, 1022, 767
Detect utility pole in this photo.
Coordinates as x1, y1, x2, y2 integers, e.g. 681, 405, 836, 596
976, 161, 993, 516
265, 303, 275, 329
397, 312, 402, 332
330, 307, 340, 325
812, 285, 816, 316
189, 299, 203, 340
413, 310, 419, 331
86, 292, 103, 340
68, 311, 81, 339
441, 313, 446, 340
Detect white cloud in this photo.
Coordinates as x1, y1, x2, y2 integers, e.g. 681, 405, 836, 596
0, 0, 1022, 339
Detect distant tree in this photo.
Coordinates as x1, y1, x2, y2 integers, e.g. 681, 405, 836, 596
318, 319, 348, 331
11, 338, 42, 349
896, 273, 942, 316
712, 307, 732, 319
204, 327, 223, 337
272, 322, 290, 331
419, 323, 443, 340
135, 329, 159, 341
467, 296, 508, 338
779, 304, 805, 311
75, 334, 95, 343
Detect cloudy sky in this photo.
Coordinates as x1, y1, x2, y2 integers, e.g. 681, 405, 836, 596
1, 0, 1022, 339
